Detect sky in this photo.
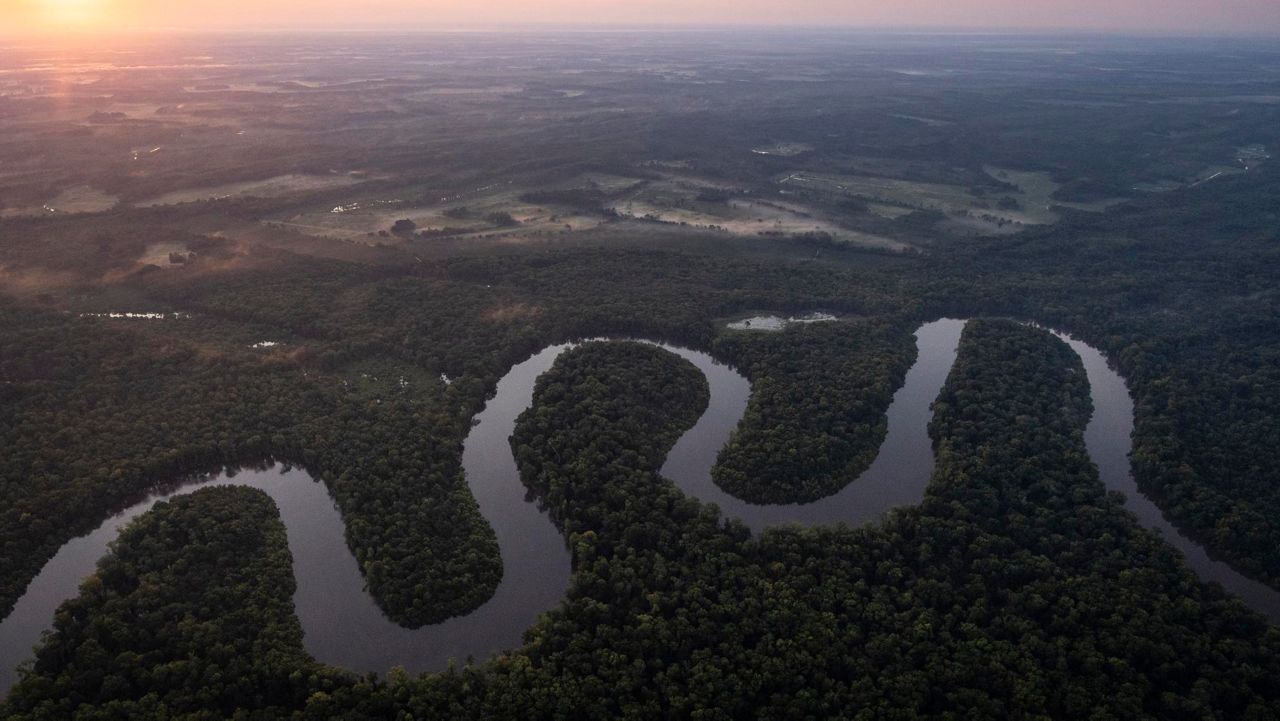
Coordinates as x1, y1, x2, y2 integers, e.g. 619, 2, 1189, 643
4, 0, 1280, 36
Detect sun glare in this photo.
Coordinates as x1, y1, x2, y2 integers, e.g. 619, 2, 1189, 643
35, 0, 109, 27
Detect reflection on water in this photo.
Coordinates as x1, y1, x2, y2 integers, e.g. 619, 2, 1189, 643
1053, 330, 1280, 623
659, 320, 963, 529
2, 319, 1276, 698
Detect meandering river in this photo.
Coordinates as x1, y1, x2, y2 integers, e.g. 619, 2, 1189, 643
2, 318, 1277, 695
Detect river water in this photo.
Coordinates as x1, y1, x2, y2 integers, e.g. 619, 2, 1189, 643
2, 319, 1276, 696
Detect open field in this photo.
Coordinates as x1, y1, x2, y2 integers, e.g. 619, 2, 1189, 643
0, 32, 1274, 273
137, 174, 369, 207
1, 185, 118, 217
779, 163, 1131, 237
271, 185, 608, 244
608, 175, 911, 251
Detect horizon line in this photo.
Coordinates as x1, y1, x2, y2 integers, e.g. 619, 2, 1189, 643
3, 23, 1280, 41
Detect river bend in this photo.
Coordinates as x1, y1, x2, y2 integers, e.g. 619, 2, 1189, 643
2, 318, 1277, 696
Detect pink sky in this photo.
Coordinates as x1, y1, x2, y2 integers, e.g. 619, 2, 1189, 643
5, 0, 1280, 35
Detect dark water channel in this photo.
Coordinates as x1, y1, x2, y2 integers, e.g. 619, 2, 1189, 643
2, 319, 1275, 696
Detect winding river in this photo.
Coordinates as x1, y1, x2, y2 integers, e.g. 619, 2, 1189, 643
2, 318, 1278, 696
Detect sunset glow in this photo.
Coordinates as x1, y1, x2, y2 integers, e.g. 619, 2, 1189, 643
2, 0, 1280, 705
22, 0, 111, 28
1, 0, 1279, 35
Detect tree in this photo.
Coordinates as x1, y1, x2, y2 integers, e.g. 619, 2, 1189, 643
391, 219, 418, 236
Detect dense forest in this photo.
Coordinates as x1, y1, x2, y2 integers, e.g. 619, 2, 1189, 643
4, 487, 346, 719
0, 300, 501, 627
710, 320, 916, 503
0, 245, 916, 633
6, 181, 1280, 644
8, 326, 1279, 719
909, 162, 1280, 589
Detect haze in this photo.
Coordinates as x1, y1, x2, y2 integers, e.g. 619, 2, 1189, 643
4, 0, 1280, 36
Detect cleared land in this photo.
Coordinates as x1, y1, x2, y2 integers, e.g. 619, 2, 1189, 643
1, 186, 118, 218
137, 174, 367, 207
609, 176, 910, 251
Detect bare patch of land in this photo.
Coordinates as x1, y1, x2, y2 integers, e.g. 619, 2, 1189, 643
1, 185, 118, 217
137, 174, 367, 207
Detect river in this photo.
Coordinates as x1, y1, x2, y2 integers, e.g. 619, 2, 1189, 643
2, 318, 1276, 696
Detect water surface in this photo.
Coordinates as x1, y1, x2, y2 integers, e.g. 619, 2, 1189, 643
3, 319, 1276, 698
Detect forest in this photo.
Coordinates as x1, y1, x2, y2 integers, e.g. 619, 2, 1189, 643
0, 300, 502, 628
7, 324, 1280, 719
5, 487, 344, 719
909, 161, 1280, 589
711, 320, 916, 503
3, 31, 1280, 719
5, 180, 1280, 714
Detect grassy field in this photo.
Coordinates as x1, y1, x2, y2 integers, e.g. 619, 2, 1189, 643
608, 175, 910, 251
1, 185, 118, 218
137, 174, 369, 208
